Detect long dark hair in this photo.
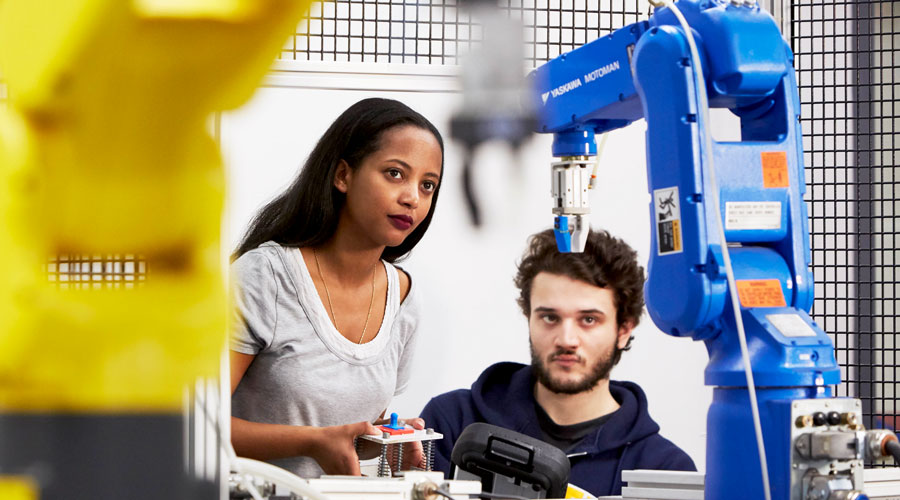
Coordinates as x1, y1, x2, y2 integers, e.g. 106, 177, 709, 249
234, 98, 444, 262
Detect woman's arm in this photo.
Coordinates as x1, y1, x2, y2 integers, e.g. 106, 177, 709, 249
229, 351, 379, 475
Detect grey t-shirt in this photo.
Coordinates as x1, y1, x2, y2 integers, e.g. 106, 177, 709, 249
230, 241, 420, 478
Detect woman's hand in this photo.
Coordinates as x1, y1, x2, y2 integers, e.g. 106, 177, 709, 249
307, 421, 381, 475
399, 417, 426, 471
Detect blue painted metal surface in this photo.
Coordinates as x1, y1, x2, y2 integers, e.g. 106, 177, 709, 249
706, 387, 833, 500
528, 22, 648, 138
554, 216, 573, 252
551, 129, 597, 158
528, 1, 842, 498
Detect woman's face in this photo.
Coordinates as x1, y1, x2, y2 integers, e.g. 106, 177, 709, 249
335, 125, 443, 248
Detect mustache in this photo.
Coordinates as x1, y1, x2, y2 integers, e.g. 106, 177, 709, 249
549, 349, 583, 363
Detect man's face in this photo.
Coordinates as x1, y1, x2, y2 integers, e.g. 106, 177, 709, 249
528, 272, 632, 395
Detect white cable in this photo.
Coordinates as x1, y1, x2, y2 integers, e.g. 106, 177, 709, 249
193, 390, 268, 499
242, 479, 266, 500
654, 3, 773, 500
589, 133, 609, 189
232, 457, 331, 500
193, 390, 331, 500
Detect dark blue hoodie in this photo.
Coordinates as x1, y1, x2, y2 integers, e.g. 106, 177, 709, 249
420, 362, 696, 497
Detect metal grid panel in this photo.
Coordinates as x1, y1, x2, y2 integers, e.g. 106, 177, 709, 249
48, 255, 147, 290
793, 0, 858, 399
282, 0, 645, 66
793, 0, 900, 437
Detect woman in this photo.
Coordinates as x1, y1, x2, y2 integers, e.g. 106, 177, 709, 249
229, 98, 443, 478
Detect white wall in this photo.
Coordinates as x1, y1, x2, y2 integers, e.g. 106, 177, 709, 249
220, 61, 712, 470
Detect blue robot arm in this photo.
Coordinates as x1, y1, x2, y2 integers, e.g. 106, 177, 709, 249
524, 2, 891, 499
528, 0, 831, 361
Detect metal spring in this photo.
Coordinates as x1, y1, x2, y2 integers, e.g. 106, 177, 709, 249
378, 442, 390, 477
395, 442, 403, 474
424, 440, 434, 471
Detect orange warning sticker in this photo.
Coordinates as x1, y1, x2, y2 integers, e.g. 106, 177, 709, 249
736, 279, 787, 308
761, 151, 789, 188
671, 220, 682, 252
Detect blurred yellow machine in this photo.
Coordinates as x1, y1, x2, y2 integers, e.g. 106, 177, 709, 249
0, 1, 312, 498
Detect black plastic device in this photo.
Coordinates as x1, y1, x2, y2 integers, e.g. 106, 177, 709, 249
450, 422, 570, 499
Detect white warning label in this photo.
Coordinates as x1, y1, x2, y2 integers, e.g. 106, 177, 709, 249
725, 202, 782, 231
654, 187, 682, 255
767, 313, 818, 338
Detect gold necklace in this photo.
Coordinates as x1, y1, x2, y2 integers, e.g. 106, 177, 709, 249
313, 248, 377, 344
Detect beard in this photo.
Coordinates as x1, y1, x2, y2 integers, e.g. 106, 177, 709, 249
530, 341, 618, 395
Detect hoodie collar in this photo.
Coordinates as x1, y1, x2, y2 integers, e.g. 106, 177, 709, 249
572, 381, 660, 454
471, 362, 661, 455
471, 361, 542, 434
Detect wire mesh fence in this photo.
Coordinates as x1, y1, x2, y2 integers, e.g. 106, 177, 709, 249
280, 0, 646, 66
793, 0, 899, 441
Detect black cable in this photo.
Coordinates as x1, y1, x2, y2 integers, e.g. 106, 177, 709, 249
432, 487, 456, 500
885, 439, 900, 465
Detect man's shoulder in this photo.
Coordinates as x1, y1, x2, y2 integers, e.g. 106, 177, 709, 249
421, 388, 476, 420
421, 362, 533, 428
426, 362, 530, 406
629, 432, 697, 471
420, 388, 480, 439
426, 387, 474, 407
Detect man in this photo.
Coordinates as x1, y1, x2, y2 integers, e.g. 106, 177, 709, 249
420, 229, 695, 496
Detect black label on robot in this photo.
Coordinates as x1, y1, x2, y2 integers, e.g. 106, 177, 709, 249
658, 221, 676, 253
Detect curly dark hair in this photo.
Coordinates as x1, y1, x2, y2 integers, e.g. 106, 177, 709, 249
514, 229, 645, 363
